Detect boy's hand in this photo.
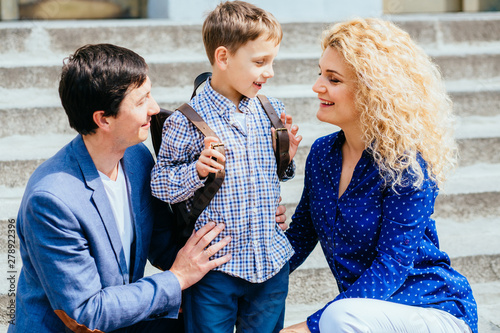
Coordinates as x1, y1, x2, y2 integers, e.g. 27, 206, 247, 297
279, 113, 302, 162
196, 136, 226, 179
169, 222, 231, 290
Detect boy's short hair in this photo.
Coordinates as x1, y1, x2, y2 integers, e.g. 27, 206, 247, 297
202, 1, 283, 65
58, 43, 148, 135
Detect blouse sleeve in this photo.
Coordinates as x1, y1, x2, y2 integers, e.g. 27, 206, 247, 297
285, 187, 318, 273
285, 153, 319, 273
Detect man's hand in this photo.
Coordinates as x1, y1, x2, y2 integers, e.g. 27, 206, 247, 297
169, 222, 231, 290
280, 113, 302, 162
280, 321, 310, 333
196, 136, 225, 179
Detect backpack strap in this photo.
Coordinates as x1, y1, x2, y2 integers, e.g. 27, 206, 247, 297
176, 102, 226, 183
177, 103, 218, 138
256, 95, 290, 180
171, 78, 226, 240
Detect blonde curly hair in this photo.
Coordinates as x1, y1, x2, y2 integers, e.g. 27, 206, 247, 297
321, 18, 457, 190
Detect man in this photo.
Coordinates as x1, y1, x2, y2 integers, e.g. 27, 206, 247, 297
9, 44, 233, 333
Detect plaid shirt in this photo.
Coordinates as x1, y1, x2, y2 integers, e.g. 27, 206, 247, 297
151, 81, 294, 283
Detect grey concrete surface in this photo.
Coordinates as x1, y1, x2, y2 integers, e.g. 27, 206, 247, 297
1, 12, 499, 332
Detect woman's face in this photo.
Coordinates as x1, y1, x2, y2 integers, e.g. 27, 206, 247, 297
312, 46, 359, 129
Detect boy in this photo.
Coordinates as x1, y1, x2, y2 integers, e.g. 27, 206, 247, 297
151, 1, 301, 332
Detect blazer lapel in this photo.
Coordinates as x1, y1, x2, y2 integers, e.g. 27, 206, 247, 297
121, 152, 143, 282
72, 135, 129, 283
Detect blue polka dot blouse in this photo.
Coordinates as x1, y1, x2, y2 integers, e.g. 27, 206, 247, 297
286, 131, 478, 333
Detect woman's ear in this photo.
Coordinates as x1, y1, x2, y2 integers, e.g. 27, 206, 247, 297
214, 46, 229, 70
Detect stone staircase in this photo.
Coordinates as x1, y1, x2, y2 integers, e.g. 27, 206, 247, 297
1, 12, 500, 332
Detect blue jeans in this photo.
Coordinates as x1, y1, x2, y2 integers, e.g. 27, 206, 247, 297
108, 315, 184, 333
183, 262, 289, 333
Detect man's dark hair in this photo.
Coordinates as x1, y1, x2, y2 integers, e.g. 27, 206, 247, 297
58, 43, 148, 135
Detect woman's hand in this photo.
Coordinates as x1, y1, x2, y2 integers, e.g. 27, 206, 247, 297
280, 321, 310, 333
276, 197, 288, 231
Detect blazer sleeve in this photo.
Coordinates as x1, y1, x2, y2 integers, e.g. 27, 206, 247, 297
22, 190, 182, 332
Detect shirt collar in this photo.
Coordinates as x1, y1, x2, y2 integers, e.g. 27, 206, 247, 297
332, 130, 372, 159
332, 130, 346, 150
203, 78, 254, 117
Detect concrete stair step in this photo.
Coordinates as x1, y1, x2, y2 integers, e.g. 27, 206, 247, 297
280, 163, 500, 237
1, 12, 500, 58
388, 12, 500, 48
2, 160, 498, 222
281, 162, 500, 204
2, 12, 500, 332
2, 269, 498, 331
2, 46, 500, 90
268, 79, 500, 121
0, 109, 498, 187
334, 211, 500, 263
287, 116, 500, 173
0, 133, 76, 188
0, 187, 26, 220
1, 78, 500, 139
2, 281, 498, 332
0, 207, 498, 328
0, 112, 499, 189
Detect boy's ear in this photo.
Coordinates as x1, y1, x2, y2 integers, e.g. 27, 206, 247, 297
214, 46, 229, 70
93, 110, 111, 131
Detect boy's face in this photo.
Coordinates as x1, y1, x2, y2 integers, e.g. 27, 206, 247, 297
223, 35, 280, 105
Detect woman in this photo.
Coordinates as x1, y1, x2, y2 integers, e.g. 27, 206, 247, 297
282, 18, 477, 333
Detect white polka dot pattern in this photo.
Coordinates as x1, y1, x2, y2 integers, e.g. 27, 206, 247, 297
286, 131, 478, 333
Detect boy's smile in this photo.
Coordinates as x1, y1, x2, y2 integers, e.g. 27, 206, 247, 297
212, 35, 280, 107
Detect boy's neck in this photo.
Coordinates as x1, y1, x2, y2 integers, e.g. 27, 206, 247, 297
210, 71, 243, 110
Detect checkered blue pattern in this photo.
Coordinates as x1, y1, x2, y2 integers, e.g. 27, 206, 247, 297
151, 81, 294, 283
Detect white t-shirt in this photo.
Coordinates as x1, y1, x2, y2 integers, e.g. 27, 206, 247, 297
233, 111, 247, 134
99, 162, 134, 273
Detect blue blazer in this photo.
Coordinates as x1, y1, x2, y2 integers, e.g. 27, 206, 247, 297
9, 135, 181, 332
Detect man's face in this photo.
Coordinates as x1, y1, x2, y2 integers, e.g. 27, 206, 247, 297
109, 76, 159, 149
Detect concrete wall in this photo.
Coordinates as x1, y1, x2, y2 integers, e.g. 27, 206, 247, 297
384, 0, 462, 14
148, 0, 383, 23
